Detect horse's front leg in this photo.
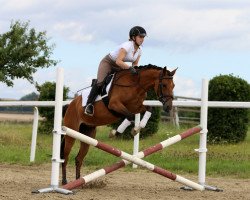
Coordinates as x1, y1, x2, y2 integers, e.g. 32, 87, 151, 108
108, 100, 135, 137
75, 126, 96, 181
108, 104, 152, 137
109, 118, 132, 137
131, 106, 152, 136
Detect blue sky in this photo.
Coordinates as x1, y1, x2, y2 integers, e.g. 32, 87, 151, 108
0, 0, 250, 99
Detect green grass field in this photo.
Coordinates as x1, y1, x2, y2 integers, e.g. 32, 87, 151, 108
0, 121, 249, 178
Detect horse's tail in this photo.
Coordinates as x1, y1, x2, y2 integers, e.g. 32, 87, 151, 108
60, 104, 69, 159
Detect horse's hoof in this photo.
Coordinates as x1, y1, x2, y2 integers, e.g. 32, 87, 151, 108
109, 129, 116, 138
62, 179, 68, 185
131, 127, 141, 136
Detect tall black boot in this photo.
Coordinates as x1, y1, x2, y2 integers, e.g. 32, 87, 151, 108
84, 84, 100, 116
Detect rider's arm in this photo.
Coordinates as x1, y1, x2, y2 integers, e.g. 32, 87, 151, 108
115, 48, 130, 69
132, 55, 141, 67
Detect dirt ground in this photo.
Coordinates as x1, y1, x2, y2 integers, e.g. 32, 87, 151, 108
0, 163, 249, 200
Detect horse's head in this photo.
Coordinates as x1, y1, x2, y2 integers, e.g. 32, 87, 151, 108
155, 67, 177, 112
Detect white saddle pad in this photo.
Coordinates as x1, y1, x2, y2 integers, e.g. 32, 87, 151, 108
82, 76, 114, 107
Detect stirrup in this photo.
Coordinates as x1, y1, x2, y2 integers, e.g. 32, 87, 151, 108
84, 104, 94, 116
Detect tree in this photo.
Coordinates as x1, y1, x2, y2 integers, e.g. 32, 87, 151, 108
208, 74, 250, 143
20, 92, 39, 101
37, 81, 69, 134
0, 20, 58, 87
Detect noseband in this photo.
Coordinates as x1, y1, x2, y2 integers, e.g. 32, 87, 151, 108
158, 70, 174, 105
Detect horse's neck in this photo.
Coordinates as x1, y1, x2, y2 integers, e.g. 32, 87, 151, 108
139, 69, 160, 91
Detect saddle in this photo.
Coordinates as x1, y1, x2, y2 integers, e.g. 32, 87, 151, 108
96, 73, 123, 117
100, 73, 114, 97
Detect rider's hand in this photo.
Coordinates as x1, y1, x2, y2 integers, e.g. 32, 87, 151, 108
129, 66, 138, 75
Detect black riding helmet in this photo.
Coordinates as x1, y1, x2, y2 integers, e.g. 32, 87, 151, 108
129, 26, 147, 39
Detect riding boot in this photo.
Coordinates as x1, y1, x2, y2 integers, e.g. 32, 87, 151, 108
84, 84, 100, 116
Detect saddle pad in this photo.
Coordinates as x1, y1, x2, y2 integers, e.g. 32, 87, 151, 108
81, 76, 114, 107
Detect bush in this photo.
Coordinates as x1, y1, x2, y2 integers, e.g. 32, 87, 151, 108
208, 74, 250, 143
37, 82, 69, 134
110, 89, 161, 139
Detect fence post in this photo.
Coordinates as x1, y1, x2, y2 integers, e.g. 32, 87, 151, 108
133, 113, 140, 168
34, 67, 72, 194
198, 79, 208, 185
30, 107, 39, 162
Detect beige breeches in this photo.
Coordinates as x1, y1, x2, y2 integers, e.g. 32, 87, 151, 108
97, 55, 120, 84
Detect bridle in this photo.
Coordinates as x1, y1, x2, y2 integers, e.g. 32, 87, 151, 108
157, 69, 174, 105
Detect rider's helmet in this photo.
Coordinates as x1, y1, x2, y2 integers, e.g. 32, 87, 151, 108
129, 26, 147, 39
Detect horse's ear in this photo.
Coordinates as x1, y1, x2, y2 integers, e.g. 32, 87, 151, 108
163, 67, 167, 76
169, 68, 178, 76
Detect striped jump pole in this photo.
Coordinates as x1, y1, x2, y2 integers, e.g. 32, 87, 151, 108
62, 126, 204, 191
63, 126, 201, 190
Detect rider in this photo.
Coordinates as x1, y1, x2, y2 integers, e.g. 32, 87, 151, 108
84, 26, 147, 116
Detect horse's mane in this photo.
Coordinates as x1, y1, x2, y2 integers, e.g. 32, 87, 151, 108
135, 64, 163, 70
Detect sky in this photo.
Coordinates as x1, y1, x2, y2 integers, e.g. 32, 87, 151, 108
0, 0, 250, 99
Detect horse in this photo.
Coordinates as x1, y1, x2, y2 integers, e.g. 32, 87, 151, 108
61, 64, 177, 185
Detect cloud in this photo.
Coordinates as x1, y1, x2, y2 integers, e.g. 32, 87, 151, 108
0, 79, 37, 100
1, 0, 37, 12
1, 0, 249, 99
1, 0, 250, 52
174, 75, 200, 98
53, 22, 93, 42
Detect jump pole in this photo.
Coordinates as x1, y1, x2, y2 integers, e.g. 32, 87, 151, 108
62, 126, 205, 191
63, 126, 202, 190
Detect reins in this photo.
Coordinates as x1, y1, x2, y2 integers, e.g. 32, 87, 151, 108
112, 69, 147, 92
157, 70, 174, 105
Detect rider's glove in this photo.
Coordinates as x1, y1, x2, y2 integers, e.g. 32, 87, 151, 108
129, 66, 138, 75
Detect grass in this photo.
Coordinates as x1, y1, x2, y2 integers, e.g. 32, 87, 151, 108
0, 121, 249, 179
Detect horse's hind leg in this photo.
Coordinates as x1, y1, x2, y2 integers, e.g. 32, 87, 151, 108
75, 125, 96, 180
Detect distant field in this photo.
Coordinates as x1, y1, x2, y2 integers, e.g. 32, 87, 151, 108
0, 113, 43, 122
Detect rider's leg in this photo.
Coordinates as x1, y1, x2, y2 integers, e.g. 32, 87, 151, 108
85, 54, 118, 116
84, 83, 100, 116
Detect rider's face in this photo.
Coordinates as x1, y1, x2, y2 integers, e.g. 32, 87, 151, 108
134, 35, 145, 46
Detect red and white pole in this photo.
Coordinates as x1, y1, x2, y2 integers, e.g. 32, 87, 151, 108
62, 126, 204, 191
